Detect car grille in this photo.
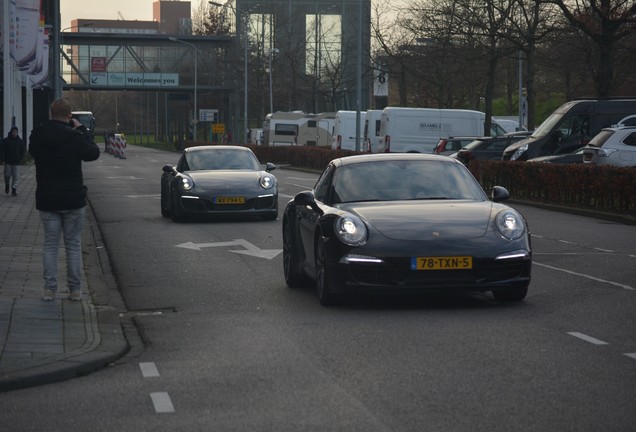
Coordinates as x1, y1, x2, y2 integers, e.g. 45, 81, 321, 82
181, 195, 275, 212
348, 257, 529, 288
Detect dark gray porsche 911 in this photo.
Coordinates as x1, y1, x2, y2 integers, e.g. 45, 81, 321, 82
161, 145, 278, 222
282, 153, 532, 306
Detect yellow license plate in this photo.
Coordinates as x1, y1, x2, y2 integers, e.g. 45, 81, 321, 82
411, 256, 473, 270
215, 196, 245, 205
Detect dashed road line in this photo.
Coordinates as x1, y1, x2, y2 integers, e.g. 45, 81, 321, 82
624, 353, 636, 360
567, 332, 609, 345
534, 261, 636, 290
150, 392, 175, 413
140, 362, 160, 378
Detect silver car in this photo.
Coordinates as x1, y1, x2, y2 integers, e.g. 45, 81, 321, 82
582, 126, 636, 167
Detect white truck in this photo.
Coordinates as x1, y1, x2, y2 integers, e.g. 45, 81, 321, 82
377, 107, 506, 153
364, 109, 383, 153
331, 110, 367, 151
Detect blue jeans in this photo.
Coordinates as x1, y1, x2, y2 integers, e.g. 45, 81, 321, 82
39, 208, 85, 292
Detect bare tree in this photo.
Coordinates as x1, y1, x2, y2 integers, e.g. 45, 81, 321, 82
549, 0, 636, 96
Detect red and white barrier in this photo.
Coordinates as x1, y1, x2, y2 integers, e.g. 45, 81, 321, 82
106, 134, 127, 159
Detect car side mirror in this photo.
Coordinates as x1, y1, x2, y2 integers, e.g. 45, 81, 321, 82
294, 190, 323, 215
265, 162, 277, 172
491, 186, 510, 202
163, 164, 176, 174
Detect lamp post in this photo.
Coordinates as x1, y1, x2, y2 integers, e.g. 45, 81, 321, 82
169, 37, 198, 140
209, 1, 249, 144
269, 48, 279, 114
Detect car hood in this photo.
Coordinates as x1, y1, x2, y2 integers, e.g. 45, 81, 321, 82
341, 201, 494, 241
186, 170, 270, 187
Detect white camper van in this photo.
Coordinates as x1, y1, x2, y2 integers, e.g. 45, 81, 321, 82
331, 110, 367, 151
263, 111, 335, 146
377, 107, 505, 153
263, 111, 306, 146
297, 112, 336, 147
364, 110, 383, 153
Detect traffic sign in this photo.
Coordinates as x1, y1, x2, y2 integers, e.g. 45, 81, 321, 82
212, 123, 225, 134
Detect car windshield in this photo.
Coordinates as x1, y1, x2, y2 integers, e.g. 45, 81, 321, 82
531, 111, 565, 138
331, 159, 488, 203
185, 149, 261, 171
587, 130, 615, 148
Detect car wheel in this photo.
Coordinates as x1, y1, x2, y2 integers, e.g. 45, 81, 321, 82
282, 220, 308, 288
492, 284, 528, 301
171, 193, 185, 223
315, 237, 342, 306
160, 182, 171, 217
261, 209, 278, 221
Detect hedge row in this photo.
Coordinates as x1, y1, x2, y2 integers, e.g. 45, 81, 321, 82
468, 160, 636, 215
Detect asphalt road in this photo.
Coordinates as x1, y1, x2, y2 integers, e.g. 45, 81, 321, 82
1, 144, 634, 432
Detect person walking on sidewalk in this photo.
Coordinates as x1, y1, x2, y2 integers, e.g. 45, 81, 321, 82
28, 99, 100, 301
1, 126, 26, 196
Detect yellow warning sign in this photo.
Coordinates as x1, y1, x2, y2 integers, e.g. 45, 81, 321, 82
212, 123, 225, 134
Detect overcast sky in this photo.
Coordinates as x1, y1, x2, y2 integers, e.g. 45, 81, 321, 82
61, 0, 161, 29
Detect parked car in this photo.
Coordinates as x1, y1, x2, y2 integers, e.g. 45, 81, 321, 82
282, 153, 532, 306
450, 134, 528, 165
502, 98, 636, 161
526, 147, 586, 164
616, 114, 636, 126
433, 136, 480, 155
582, 126, 636, 167
161, 145, 278, 222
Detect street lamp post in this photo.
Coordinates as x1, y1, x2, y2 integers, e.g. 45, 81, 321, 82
209, 1, 249, 144
269, 48, 279, 114
169, 37, 198, 140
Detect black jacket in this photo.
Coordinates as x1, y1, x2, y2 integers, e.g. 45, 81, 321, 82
28, 120, 100, 211
1, 132, 26, 165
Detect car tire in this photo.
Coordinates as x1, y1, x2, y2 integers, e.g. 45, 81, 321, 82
261, 209, 278, 221
492, 284, 528, 301
282, 220, 308, 288
160, 182, 171, 217
315, 237, 343, 306
171, 193, 185, 223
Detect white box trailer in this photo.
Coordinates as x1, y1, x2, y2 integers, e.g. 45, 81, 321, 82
331, 110, 367, 151
377, 107, 505, 153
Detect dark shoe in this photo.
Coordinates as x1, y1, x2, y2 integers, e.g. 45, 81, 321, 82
4, 184, 8, 194
11, 187, 16, 196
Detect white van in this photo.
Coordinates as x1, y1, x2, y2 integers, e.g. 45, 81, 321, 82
377, 107, 505, 153
331, 110, 367, 151
364, 109, 383, 153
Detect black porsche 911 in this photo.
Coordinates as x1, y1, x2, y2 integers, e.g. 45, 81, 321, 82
282, 153, 532, 306
161, 145, 278, 222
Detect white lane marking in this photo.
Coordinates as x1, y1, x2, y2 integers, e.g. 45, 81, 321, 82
139, 362, 160, 378
558, 240, 576, 245
624, 353, 636, 360
287, 177, 316, 182
567, 332, 609, 345
150, 392, 175, 413
534, 261, 636, 290
279, 193, 294, 199
594, 247, 614, 253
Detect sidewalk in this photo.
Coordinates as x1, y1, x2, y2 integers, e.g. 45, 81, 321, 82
0, 164, 129, 392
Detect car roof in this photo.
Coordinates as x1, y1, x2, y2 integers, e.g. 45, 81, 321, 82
333, 153, 460, 166
184, 145, 251, 153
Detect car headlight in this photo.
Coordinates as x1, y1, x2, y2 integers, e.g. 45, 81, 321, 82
510, 143, 528, 161
334, 214, 367, 246
178, 176, 193, 191
260, 175, 275, 189
495, 210, 526, 240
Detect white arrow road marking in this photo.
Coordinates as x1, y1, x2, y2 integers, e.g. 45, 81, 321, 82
176, 239, 282, 259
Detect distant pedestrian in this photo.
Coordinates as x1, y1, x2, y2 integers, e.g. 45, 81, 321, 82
1, 126, 26, 196
28, 99, 100, 301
